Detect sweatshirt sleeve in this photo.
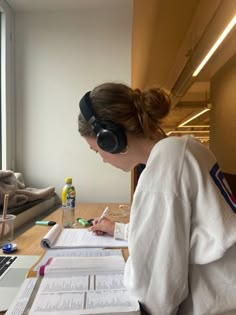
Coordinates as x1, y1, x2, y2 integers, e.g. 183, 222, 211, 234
124, 190, 191, 315
114, 222, 129, 240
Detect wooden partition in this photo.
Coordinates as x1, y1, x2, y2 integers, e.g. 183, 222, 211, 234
224, 173, 236, 197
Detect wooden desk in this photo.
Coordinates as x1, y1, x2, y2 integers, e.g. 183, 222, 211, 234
7, 203, 150, 315
13, 203, 130, 259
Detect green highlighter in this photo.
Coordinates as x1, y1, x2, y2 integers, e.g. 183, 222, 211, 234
77, 218, 91, 227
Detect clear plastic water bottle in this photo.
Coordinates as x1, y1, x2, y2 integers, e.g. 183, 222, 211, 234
61, 177, 76, 228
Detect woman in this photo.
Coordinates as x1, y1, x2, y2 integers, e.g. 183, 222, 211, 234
78, 82, 236, 315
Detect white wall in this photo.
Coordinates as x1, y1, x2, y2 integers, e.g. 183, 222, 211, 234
14, 3, 133, 202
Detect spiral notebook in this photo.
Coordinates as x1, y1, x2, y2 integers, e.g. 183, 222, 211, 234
40, 224, 128, 249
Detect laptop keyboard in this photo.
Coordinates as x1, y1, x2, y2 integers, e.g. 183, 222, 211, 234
0, 256, 17, 277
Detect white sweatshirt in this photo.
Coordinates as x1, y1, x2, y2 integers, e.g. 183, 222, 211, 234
119, 136, 236, 315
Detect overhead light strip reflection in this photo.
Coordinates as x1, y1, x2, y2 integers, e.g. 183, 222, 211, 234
192, 14, 236, 77
168, 130, 209, 134
178, 108, 210, 127
179, 124, 210, 128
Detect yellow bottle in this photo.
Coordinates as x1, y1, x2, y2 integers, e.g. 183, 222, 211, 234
61, 177, 76, 228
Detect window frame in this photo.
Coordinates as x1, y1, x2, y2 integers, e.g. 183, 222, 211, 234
0, 12, 1, 169
0, 0, 15, 170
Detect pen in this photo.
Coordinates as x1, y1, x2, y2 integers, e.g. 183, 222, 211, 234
97, 206, 109, 224
35, 221, 56, 226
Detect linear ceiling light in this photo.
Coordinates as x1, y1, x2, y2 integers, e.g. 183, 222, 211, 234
178, 124, 210, 128
178, 108, 210, 127
192, 14, 236, 77
168, 130, 209, 134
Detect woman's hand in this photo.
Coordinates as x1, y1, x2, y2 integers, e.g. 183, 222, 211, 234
88, 217, 115, 236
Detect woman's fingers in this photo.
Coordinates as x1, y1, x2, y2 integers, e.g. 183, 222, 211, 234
88, 217, 115, 236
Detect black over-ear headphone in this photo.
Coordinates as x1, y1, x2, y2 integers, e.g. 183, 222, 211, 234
79, 92, 127, 154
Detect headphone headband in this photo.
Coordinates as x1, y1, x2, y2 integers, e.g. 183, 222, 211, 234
79, 91, 127, 154
79, 92, 100, 133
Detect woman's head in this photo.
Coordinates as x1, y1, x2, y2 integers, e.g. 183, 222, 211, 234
78, 82, 171, 170
79, 82, 171, 139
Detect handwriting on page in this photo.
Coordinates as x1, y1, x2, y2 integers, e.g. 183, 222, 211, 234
54, 229, 128, 248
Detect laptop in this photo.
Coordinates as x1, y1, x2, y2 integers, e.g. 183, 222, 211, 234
0, 254, 39, 311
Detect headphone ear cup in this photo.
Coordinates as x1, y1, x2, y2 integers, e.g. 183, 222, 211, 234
96, 121, 127, 154
79, 93, 127, 153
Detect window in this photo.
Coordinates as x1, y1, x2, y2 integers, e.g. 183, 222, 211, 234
0, 12, 2, 169
0, 3, 14, 170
